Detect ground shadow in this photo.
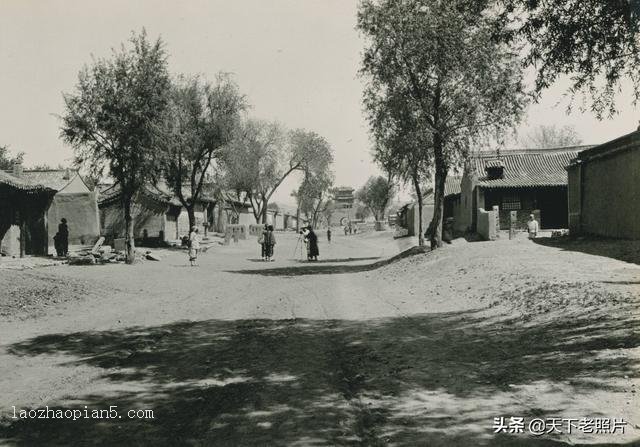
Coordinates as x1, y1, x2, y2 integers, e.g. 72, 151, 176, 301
532, 237, 640, 265
1, 309, 639, 446
293, 257, 382, 264
228, 247, 427, 276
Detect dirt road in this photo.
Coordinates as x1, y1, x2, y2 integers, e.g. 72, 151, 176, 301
0, 231, 639, 446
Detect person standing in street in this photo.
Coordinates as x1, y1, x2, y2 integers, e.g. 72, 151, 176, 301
327, 227, 332, 243
259, 224, 267, 261
264, 225, 276, 261
306, 226, 319, 261
54, 218, 69, 257
189, 226, 201, 266
527, 214, 539, 239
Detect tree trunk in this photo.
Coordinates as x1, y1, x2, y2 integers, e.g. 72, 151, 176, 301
123, 197, 136, 264
216, 201, 225, 233
429, 137, 447, 250
261, 196, 268, 224
296, 207, 300, 232
412, 173, 425, 247
186, 203, 196, 232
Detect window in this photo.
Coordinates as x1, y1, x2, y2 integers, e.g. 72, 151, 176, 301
502, 195, 521, 210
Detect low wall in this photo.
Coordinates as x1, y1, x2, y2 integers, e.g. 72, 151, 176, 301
225, 224, 247, 241
249, 224, 264, 237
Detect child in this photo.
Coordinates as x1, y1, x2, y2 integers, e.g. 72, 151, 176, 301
189, 226, 200, 266
527, 214, 539, 239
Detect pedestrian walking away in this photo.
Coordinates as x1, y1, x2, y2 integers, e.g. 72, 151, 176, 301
189, 226, 201, 266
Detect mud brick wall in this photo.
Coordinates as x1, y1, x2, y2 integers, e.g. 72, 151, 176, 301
48, 192, 100, 245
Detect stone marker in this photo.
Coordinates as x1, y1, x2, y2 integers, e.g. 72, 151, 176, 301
113, 238, 126, 252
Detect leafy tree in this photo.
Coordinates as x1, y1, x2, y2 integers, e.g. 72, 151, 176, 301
61, 30, 171, 263
158, 73, 246, 230
358, 0, 527, 249
520, 124, 583, 149
354, 203, 371, 221
222, 122, 333, 224
497, 0, 640, 118
363, 74, 433, 246
294, 170, 334, 228
0, 146, 24, 171
321, 198, 336, 227
356, 176, 395, 222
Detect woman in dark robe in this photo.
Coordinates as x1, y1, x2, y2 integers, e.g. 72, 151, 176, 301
306, 227, 319, 261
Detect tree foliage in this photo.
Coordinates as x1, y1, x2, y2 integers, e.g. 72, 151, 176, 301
0, 146, 24, 171
520, 124, 583, 149
497, 0, 640, 118
222, 122, 333, 224
158, 73, 246, 229
61, 30, 171, 263
358, 0, 527, 248
294, 170, 334, 228
355, 176, 395, 221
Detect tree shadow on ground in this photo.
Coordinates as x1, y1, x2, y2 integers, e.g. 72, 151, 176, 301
1, 309, 639, 446
532, 237, 640, 265
228, 246, 427, 276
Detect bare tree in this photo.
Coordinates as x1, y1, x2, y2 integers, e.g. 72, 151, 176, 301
520, 125, 583, 149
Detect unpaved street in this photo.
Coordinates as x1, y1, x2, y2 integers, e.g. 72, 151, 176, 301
1, 232, 639, 446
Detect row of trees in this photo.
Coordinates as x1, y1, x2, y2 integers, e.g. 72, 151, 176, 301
358, 0, 640, 248
61, 30, 333, 263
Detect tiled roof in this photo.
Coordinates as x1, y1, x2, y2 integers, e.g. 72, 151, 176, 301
472, 147, 593, 189
98, 182, 244, 209
571, 130, 639, 165
98, 183, 177, 207
444, 176, 462, 197
0, 170, 56, 193
22, 169, 85, 192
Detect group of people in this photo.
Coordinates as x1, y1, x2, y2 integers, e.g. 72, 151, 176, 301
343, 224, 357, 236
256, 224, 320, 262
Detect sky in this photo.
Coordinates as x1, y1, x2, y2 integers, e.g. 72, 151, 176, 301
1, 0, 638, 205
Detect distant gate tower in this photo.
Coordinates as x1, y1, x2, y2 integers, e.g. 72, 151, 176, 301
334, 186, 355, 209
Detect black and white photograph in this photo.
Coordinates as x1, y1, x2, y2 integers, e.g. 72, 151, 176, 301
1, 1, 639, 445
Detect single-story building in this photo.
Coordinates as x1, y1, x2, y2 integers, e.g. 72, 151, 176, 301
22, 168, 100, 246
456, 147, 591, 233
0, 166, 57, 257
99, 183, 182, 244
567, 130, 640, 239
99, 183, 255, 243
